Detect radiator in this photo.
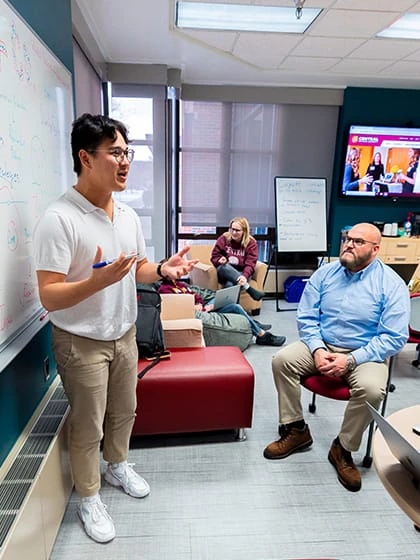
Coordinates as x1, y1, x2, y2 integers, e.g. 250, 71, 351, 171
0, 384, 72, 560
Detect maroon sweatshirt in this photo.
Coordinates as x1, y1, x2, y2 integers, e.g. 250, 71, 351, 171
210, 235, 258, 280
157, 279, 204, 305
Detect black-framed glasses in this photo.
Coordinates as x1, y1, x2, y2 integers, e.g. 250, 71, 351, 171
92, 147, 135, 163
343, 235, 378, 247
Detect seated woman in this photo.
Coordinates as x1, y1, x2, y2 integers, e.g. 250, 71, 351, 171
342, 147, 373, 192
210, 217, 264, 301
158, 278, 286, 347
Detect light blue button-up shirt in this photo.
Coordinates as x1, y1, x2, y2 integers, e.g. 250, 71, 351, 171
297, 258, 410, 365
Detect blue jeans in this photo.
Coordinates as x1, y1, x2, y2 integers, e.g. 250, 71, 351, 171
216, 302, 262, 336
216, 263, 246, 288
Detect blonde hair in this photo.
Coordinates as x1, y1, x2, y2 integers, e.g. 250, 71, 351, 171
224, 217, 254, 248
346, 147, 360, 165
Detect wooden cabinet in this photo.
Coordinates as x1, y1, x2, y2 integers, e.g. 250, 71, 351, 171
379, 237, 420, 264
378, 236, 420, 282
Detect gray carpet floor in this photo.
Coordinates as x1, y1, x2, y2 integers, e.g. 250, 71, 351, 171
51, 299, 420, 560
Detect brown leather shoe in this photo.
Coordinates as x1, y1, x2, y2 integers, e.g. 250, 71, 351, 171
328, 439, 361, 492
263, 425, 313, 459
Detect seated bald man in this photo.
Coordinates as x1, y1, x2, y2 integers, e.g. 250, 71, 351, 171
263, 223, 410, 492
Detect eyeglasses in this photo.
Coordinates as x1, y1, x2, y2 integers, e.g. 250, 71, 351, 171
230, 227, 243, 233
343, 235, 378, 247
91, 147, 135, 163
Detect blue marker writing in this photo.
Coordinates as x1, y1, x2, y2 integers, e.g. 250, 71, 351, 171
92, 252, 139, 269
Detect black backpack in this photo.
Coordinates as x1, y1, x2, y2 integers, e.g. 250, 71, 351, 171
135, 284, 167, 378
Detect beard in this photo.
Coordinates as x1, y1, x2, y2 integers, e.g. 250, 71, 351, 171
340, 248, 372, 271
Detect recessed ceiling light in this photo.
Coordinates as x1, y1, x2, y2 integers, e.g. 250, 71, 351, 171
377, 13, 420, 39
175, 1, 322, 34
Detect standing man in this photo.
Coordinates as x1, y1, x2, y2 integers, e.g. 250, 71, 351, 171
33, 114, 197, 543
263, 223, 409, 492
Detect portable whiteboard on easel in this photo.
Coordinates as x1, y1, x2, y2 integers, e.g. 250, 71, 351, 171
0, 0, 74, 372
273, 177, 328, 311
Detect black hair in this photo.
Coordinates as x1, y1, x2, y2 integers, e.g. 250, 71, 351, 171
71, 113, 130, 175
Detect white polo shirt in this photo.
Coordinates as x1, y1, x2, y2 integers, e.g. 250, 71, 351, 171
33, 187, 146, 340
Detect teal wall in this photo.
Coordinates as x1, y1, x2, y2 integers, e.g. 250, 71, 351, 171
0, 324, 57, 465
0, 0, 73, 467
329, 87, 420, 254
8, 0, 73, 73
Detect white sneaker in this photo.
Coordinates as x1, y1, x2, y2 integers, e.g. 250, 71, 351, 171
104, 461, 151, 498
77, 494, 115, 543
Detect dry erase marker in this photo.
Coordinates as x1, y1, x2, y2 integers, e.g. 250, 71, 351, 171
92, 252, 139, 269
39, 310, 49, 321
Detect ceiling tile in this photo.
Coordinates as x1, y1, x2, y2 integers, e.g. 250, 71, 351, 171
405, 48, 420, 61
291, 36, 364, 57
278, 56, 340, 72
349, 39, 420, 60
381, 59, 420, 76
333, 0, 415, 11
177, 29, 238, 53
328, 58, 391, 74
233, 33, 302, 69
308, 9, 401, 38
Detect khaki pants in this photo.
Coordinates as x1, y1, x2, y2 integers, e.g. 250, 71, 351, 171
272, 340, 388, 452
52, 325, 138, 497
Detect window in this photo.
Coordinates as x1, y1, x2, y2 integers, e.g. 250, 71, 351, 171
179, 101, 280, 229
178, 99, 339, 257
111, 97, 154, 210
109, 85, 167, 262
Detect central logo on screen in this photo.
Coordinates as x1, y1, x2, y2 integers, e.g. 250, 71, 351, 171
358, 135, 379, 143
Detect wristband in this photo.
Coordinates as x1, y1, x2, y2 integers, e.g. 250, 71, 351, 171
156, 259, 168, 279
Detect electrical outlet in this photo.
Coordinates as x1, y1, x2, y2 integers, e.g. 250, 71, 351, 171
43, 356, 50, 382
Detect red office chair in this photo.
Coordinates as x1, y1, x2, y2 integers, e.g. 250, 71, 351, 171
300, 355, 394, 468
408, 293, 420, 367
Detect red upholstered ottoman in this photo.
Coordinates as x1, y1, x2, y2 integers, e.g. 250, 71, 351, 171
132, 346, 254, 440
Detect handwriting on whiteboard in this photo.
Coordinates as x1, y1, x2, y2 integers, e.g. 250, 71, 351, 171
275, 177, 327, 251
0, 0, 74, 356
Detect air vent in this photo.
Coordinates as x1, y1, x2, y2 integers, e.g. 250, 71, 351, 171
31, 415, 63, 435
4, 456, 44, 482
0, 514, 15, 550
0, 482, 31, 510
20, 435, 53, 456
0, 383, 69, 549
43, 400, 68, 416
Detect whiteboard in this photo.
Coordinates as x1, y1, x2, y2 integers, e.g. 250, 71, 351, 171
0, 0, 74, 371
274, 177, 327, 252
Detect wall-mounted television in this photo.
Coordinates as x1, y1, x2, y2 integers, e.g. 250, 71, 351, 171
340, 124, 420, 199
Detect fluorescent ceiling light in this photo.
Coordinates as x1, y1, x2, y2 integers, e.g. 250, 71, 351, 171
377, 13, 420, 39
175, 1, 322, 34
